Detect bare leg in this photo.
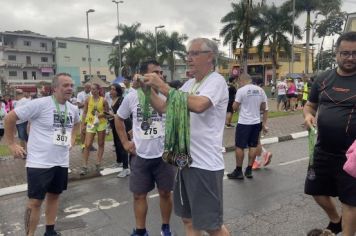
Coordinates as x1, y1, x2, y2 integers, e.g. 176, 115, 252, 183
235, 147, 244, 167
182, 218, 202, 236
96, 130, 106, 165
158, 189, 172, 224
45, 193, 60, 225
82, 132, 95, 167
133, 193, 148, 229
225, 112, 232, 125
342, 203, 356, 236
313, 196, 340, 223
248, 147, 258, 166
25, 198, 43, 236
207, 225, 230, 236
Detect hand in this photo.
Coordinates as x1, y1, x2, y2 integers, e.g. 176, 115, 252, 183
9, 143, 26, 159
262, 125, 269, 135
128, 130, 133, 140
143, 73, 164, 90
123, 141, 136, 155
304, 114, 316, 130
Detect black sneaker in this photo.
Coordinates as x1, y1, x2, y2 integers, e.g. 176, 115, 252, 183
227, 169, 244, 179
326, 218, 342, 234
44, 231, 62, 236
244, 168, 253, 178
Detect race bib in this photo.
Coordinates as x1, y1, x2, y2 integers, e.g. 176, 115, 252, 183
53, 129, 71, 146
138, 121, 163, 139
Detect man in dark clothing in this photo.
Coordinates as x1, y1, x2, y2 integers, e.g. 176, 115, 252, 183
304, 32, 356, 236
226, 77, 237, 128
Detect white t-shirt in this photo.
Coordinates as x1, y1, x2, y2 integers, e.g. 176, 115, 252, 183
276, 81, 287, 95
76, 91, 91, 115
117, 89, 165, 159
180, 72, 228, 171
15, 96, 80, 168
105, 91, 112, 107
235, 84, 267, 125
296, 81, 304, 95
0, 103, 7, 129
14, 97, 29, 124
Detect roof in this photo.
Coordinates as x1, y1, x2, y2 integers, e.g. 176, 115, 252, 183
1, 30, 53, 40
55, 37, 112, 46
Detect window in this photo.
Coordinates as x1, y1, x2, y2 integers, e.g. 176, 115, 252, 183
264, 53, 271, 59
82, 57, 86, 62
42, 72, 50, 77
58, 42, 67, 48
24, 41, 31, 46
97, 71, 101, 75
9, 71, 17, 76
82, 71, 87, 75
41, 57, 48, 62
64, 56, 70, 62
8, 55, 16, 61
98, 58, 101, 62
294, 53, 301, 61
40, 42, 47, 48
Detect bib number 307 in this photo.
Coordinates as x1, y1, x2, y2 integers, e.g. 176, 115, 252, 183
53, 130, 71, 146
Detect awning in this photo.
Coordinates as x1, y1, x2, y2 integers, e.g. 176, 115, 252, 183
41, 67, 54, 73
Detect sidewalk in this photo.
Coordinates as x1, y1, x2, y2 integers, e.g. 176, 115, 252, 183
0, 99, 307, 191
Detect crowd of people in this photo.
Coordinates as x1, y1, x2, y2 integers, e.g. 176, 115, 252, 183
1, 32, 355, 236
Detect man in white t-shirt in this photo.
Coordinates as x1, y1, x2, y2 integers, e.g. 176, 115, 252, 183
4, 73, 80, 236
14, 89, 29, 155
76, 83, 91, 149
276, 77, 288, 111
143, 38, 230, 236
115, 60, 175, 236
227, 73, 267, 180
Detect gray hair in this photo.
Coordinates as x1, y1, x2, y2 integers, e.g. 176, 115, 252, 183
188, 38, 218, 66
52, 73, 72, 88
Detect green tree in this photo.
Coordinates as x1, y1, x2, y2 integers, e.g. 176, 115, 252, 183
313, 49, 335, 72
254, 4, 302, 83
112, 22, 143, 49
160, 31, 188, 80
220, 0, 262, 73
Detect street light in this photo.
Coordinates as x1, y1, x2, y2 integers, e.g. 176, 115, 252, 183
155, 25, 165, 59
112, 0, 124, 77
86, 9, 95, 81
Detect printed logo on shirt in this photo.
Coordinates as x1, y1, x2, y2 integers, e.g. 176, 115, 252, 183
247, 89, 262, 96
53, 110, 74, 129
135, 104, 162, 122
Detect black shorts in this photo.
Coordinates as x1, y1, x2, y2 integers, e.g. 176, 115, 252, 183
27, 166, 68, 200
0, 129, 4, 137
304, 148, 356, 206
226, 101, 234, 113
235, 123, 262, 148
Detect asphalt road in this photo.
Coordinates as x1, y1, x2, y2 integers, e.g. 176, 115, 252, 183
0, 137, 335, 236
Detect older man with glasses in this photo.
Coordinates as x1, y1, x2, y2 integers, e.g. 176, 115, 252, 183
143, 38, 230, 236
304, 31, 356, 236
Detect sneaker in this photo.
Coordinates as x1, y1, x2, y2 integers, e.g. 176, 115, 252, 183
252, 160, 261, 170
44, 231, 62, 236
90, 146, 97, 152
263, 152, 273, 166
131, 229, 149, 236
244, 168, 253, 178
117, 168, 131, 178
326, 218, 342, 234
110, 163, 123, 168
161, 225, 172, 236
227, 169, 244, 179
79, 167, 88, 176
95, 164, 103, 172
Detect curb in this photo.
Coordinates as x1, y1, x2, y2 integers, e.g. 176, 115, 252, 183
224, 130, 308, 153
0, 131, 308, 197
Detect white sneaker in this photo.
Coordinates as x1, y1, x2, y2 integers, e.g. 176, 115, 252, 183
117, 168, 130, 178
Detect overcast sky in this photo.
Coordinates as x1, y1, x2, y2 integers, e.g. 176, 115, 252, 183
1, 0, 355, 53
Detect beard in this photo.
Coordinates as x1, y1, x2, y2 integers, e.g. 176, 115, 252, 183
338, 61, 356, 74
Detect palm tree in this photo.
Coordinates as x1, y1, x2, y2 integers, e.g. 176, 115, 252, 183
254, 4, 302, 83
220, 0, 262, 73
160, 31, 188, 80
108, 47, 120, 77
112, 22, 143, 49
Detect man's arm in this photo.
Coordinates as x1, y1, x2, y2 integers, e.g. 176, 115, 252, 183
260, 102, 268, 133
4, 111, 26, 158
303, 101, 318, 129
232, 101, 240, 112
114, 115, 136, 154
150, 89, 167, 114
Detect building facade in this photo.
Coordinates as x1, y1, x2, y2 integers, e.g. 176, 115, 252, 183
345, 12, 356, 32
55, 37, 114, 88
0, 31, 55, 94
230, 44, 314, 84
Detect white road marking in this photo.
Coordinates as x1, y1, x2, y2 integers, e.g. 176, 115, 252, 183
291, 131, 308, 139
261, 137, 278, 145
0, 184, 27, 197
278, 157, 309, 166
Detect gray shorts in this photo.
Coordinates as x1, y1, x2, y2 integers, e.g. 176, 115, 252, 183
174, 167, 224, 231
277, 94, 287, 103
129, 155, 176, 194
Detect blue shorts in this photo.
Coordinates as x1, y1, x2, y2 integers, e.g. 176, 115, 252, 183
16, 122, 28, 141
235, 123, 262, 148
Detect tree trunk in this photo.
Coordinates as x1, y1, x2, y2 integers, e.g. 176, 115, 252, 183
305, 11, 311, 74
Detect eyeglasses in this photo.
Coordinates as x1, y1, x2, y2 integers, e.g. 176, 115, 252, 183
339, 51, 356, 59
153, 70, 163, 75
186, 50, 212, 57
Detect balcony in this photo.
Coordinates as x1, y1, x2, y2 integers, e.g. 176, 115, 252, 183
0, 62, 55, 69
0, 45, 54, 54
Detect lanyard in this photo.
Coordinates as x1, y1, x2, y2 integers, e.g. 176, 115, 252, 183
137, 87, 152, 122
52, 96, 68, 133
189, 72, 212, 95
